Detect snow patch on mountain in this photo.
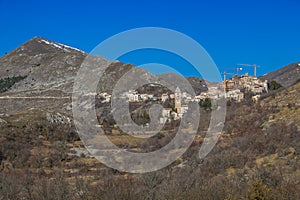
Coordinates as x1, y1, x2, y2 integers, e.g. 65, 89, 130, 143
39, 39, 85, 54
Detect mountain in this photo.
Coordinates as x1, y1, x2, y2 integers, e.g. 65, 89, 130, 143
1, 37, 300, 199
260, 62, 300, 87
186, 76, 208, 95
0, 37, 135, 114
0, 37, 210, 114
0, 36, 86, 93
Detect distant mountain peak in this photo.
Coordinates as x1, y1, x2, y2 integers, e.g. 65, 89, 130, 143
19, 36, 86, 55
36, 37, 86, 54
0, 36, 89, 93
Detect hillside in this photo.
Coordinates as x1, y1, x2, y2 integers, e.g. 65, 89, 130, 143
261, 62, 300, 87
261, 81, 300, 131
0, 37, 300, 199
186, 76, 208, 95
0, 37, 137, 115
0, 36, 86, 93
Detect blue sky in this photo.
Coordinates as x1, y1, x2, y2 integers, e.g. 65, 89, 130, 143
1, 0, 299, 78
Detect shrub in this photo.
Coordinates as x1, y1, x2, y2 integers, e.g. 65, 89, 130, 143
199, 98, 212, 110
269, 80, 282, 91
246, 180, 273, 200
0, 75, 27, 93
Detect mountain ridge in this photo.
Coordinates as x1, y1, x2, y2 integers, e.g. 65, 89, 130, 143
0, 37, 210, 96
260, 62, 300, 87
0, 36, 298, 116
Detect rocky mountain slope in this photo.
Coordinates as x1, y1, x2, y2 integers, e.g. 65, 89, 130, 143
0, 37, 136, 114
186, 76, 208, 95
261, 81, 300, 131
261, 62, 300, 87
0, 36, 86, 93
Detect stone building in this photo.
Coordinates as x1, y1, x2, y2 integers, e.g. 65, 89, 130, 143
174, 87, 182, 114
161, 93, 168, 102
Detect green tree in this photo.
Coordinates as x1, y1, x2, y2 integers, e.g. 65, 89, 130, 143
0, 75, 27, 93
269, 80, 282, 91
199, 98, 212, 110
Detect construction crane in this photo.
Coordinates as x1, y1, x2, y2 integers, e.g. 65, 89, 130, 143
233, 67, 243, 76
222, 71, 234, 92
237, 64, 260, 77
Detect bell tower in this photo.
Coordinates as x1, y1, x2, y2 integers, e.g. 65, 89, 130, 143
174, 87, 181, 114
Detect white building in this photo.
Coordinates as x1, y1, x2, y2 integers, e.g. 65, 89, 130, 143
127, 93, 140, 102
226, 89, 244, 102
140, 94, 149, 101
98, 92, 111, 103
161, 93, 168, 102
162, 108, 172, 118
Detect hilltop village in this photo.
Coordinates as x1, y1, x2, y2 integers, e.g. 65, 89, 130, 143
223, 73, 268, 102
94, 73, 269, 124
